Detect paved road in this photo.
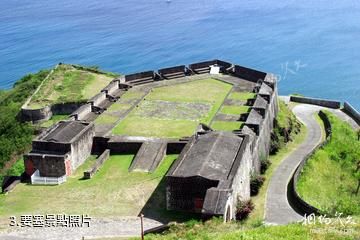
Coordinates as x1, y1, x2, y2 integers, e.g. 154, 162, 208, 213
0, 217, 162, 240
265, 103, 359, 225
265, 104, 324, 225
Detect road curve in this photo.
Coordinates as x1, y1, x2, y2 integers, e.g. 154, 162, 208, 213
265, 104, 324, 225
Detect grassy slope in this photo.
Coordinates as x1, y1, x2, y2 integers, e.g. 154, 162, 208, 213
0, 154, 178, 219
28, 64, 115, 108
0, 70, 50, 181
297, 111, 360, 215
112, 79, 232, 138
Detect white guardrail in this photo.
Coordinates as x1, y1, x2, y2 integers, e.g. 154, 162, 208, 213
31, 170, 67, 185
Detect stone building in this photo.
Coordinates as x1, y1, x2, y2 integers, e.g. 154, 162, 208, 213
166, 130, 252, 221
24, 121, 94, 180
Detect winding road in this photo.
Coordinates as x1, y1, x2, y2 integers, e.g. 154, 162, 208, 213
265, 103, 359, 225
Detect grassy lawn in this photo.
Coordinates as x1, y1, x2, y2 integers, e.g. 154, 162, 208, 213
219, 105, 250, 115
39, 114, 69, 128
28, 64, 115, 108
0, 154, 178, 219
297, 111, 360, 216
112, 79, 232, 138
228, 92, 256, 101
210, 121, 244, 131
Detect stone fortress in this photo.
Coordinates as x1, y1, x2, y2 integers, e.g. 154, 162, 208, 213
22, 60, 278, 220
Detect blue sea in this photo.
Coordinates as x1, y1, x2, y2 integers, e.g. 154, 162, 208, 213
0, 0, 359, 108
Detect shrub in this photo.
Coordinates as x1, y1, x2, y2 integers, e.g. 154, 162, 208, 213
250, 174, 265, 196
235, 200, 254, 220
260, 156, 271, 174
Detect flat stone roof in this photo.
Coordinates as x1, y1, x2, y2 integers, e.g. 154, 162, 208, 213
40, 121, 90, 143
167, 131, 244, 181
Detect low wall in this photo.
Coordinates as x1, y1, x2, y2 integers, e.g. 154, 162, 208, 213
343, 102, 360, 125
188, 59, 232, 72
290, 96, 341, 109
158, 65, 186, 75
51, 102, 85, 114
108, 141, 142, 154
83, 149, 110, 179
288, 110, 331, 216
20, 106, 52, 123
2, 176, 21, 193
125, 71, 154, 82
91, 136, 111, 155
166, 141, 187, 154
233, 65, 267, 83
21, 102, 85, 123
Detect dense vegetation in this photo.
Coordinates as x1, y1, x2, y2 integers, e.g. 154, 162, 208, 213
270, 101, 302, 154
297, 111, 360, 216
0, 70, 50, 183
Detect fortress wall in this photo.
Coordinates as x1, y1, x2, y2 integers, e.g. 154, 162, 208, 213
21, 102, 85, 123
250, 85, 278, 173
228, 136, 252, 218
158, 65, 186, 76
88, 92, 107, 107
188, 59, 232, 72
24, 154, 67, 178
91, 136, 111, 155
166, 141, 187, 154
107, 141, 142, 154
290, 96, 341, 109
32, 141, 71, 153
233, 65, 267, 83
344, 102, 360, 125
20, 106, 52, 123
125, 71, 154, 82
83, 149, 110, 179
70, 103, 92, 121
51, 102, 85, 115
70, 124, 95, 171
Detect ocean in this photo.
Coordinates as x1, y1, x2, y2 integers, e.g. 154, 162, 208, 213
0, 0, 359, 108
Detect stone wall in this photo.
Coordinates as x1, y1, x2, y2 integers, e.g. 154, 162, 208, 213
233, 65, 267, 83
88, 92, 107, 107
343, 102, 360, 125
102, 80, 120, 95
166, 141, 187, 154
290, 96, 341, 109
70, 103, 92, 121
158, 65, 186, 76
70, 123, 95, 170
20, 106, 52, 123
107, 141, 143, 154
247, 83, 278, 173
83, 149, 110, 179
24, 153, 68, 177
288, 110, 331, 216
228, 136, 252, 218
125, 71, 155, 82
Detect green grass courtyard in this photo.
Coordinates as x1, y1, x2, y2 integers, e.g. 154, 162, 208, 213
112, 79, 233, 138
